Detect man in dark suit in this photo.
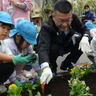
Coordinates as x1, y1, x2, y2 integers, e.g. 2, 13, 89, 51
35, 0, 90, 84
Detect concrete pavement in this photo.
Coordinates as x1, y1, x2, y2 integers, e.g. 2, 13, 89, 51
57, 53, 92, 73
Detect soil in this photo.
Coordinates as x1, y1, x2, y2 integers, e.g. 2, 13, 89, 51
1, 72, 96, 96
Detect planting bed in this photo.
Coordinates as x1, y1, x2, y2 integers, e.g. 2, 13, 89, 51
1, 72, 96, 96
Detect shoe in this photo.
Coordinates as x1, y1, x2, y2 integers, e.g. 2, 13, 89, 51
22, 70, 32, 79
0, 84, 7, 93
89, 63, 96, 70
60, 61, 74, 71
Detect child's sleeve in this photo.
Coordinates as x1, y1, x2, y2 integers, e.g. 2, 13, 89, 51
90, 29, 96, 38
23, 0, 33, 11
3, 41, 13, 55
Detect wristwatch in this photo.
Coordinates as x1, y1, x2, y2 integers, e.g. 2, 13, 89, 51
16, 2, 19, 6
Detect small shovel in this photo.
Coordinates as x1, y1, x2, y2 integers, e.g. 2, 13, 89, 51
41, 82, 45, 96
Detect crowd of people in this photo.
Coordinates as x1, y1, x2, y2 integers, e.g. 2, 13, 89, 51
0, 0, 96, 93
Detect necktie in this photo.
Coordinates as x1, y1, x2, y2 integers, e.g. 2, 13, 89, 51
59, 32, 65, 56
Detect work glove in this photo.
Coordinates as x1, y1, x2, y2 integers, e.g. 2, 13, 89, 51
12, 53, 37, 65
79, 36, 90, 53
40, 67, 53, 84
31, 54, 38, 64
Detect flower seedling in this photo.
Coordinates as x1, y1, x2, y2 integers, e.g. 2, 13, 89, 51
69, 64, 92, 80
35, 91, 52, 96
20, 77, 41, 96
7, 84, 22, 96
68, 63, 92, 96
68, 78, 92, 96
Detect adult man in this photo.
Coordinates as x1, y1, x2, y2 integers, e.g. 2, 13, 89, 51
80, 4, 95, 24
35, 0, 90, 84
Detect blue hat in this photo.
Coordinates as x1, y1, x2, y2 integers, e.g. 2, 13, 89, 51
9, 20, 37, 45
0, 11, 14, 29
85, 21, 96, 30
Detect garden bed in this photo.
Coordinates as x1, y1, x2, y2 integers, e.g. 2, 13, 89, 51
1, 72, 96, 96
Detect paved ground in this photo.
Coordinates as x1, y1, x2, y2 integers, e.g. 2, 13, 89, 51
56, 53, 92, 73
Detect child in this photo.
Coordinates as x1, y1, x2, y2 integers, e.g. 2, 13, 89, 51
4, 19, 42, 86
0, 11, 35, 92
85, 21, 96, 69
85, 21, 96, 38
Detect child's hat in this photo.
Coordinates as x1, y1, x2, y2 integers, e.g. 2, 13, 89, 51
0, 11, 14, 29
9, 20, 37, 45
85, 21, 96, 30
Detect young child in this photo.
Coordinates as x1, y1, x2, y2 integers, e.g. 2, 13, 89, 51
4, 19, 42, 86
85, 21, 96, 39
85, 21, 96, 69
0, 11, 35, 92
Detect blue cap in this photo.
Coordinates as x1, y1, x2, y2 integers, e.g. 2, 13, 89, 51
0, 11, 14, 29
9, 20, 37, 45
85, 21, 96, 30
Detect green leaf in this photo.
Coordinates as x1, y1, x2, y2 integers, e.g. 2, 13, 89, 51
35, 92, 41, 96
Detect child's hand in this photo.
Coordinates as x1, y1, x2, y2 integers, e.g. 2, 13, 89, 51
12, 53, 34, 65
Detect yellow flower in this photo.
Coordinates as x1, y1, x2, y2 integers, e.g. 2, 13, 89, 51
81, 71, 85, 75
84, 68, 86, 71
67, 67, 69, 70
71, 70, 74, 74
71, 68, 75, 74
8, 84, 17, 89
77, 65, 80, 68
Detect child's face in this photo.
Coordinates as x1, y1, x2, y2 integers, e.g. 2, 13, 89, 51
16, 33, 30, 49
20, 40, 30, 49
0, 22, 11, 40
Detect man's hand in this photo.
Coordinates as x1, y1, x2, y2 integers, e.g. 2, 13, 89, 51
40, 67, 53, 84
79, 36, 90, 53
12, 53, 36, 65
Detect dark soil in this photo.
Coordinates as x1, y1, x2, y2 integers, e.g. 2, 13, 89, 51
1, 72, 96, 96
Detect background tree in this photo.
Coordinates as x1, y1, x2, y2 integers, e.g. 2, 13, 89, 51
42, 0, 58, 22
71, 0, 96, 21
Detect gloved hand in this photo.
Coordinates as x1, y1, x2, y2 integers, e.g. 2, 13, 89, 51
31, 54, 37, 64
79, 36, 90, 53
40, 67, 53, 84
12, 53, 35, 65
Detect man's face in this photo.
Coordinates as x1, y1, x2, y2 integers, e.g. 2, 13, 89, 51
85, 7, 89, 12
52, 10, 72, 31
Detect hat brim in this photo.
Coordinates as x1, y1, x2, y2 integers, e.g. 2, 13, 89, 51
0, 20, 15, 29
9, 29, 18, 37
24, 37, 37, 45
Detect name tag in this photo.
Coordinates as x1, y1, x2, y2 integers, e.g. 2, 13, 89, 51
7, 6, 13, 13
72, 36, 76, 45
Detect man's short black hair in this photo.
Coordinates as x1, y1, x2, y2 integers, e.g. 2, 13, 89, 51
54, 0, 72, 14
84, 4, 89, 9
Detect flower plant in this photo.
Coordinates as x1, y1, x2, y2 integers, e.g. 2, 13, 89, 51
69, 64, 92, 80
68, 78, 91, 96
35, 92, 52, 96
20, 78, 41, 96
68, 63, 92, 96
7, 84, 22, 96
20, 77, 52, 96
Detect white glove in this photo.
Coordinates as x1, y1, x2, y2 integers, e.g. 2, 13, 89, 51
40, 67, 53, 84
79, 36, 90, 53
